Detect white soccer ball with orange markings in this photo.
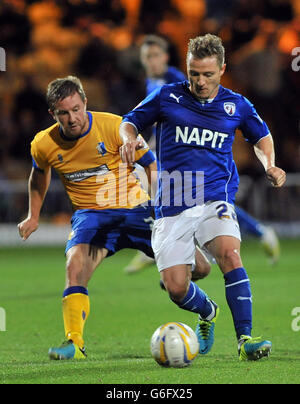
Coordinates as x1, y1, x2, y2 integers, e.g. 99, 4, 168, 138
150, 322, 199, 368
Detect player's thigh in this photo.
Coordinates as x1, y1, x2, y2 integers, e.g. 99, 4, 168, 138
194, 201, 242, 271
195, 201, 241, 246
151, 214, 196, 272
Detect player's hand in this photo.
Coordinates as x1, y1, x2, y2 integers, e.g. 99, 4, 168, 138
17, 217, 39, 240
266, 167, 286, 187
119, 138, 144, 165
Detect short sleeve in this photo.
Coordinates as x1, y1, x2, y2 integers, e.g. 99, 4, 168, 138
239, 96, 271, 145
31, 136, 50, 171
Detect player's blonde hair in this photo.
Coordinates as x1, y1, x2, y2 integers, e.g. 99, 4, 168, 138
187, 34, 225, 68
47, 75, 86, 111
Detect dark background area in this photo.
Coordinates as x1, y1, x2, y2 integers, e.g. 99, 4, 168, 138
0, 0, 299, 223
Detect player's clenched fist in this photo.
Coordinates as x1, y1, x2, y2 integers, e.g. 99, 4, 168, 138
119, 122, 144, 165
119, 139, 144, 165
18, 217, 38, 240
266, 167, 286, 188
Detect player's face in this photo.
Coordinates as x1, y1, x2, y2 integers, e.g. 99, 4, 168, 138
50, 92, 89, 139
140, 44, 169, 77
187, 54, 226, 100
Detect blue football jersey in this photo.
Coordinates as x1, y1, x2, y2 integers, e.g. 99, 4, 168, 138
145, 66, 186, 95
123, 81, 270, 218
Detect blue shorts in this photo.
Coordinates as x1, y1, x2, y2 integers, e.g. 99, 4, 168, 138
65, 206, 154, 258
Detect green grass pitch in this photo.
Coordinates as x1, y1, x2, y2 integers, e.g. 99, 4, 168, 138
0, 239, 300, 384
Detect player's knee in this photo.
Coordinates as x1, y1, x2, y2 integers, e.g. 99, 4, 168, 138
161, 266, 190, 302
216, 248, 242, 271
165, 281, 189, 302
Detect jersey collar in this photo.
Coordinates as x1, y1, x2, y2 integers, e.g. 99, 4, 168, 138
184, 81, 223, 104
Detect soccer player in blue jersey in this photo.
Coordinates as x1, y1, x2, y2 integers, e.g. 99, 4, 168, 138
120, 34, 286, 360
125, 34, 211, 274
124, 34, 280, 275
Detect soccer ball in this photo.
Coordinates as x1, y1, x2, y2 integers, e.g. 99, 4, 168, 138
150, 322, 199, 368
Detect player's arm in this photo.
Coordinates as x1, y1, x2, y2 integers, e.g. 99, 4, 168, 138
18, 166, 51, 240
119, 122, 143, 165
120, 87, 162, 164
239, 97, 286, 188
134, 141, 157, 198
254, 135, 286, 187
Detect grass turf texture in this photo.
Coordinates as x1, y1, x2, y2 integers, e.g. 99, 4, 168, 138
0, 239, 299, 384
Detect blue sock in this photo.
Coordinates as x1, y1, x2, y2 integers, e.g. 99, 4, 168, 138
224, 267, 252, 339
174, 282, 215, 320
235, 206, 263, 237
63, 286, 88, 298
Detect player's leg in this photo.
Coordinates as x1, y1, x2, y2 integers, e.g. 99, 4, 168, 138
49, 243, 107, 360
205, 235, 252, 337
260, 226, 280, 265
206, 235, 271, 360
159, 245, 211, 290
193, 245, 212, 280
152, 211, 218, 354
161, 264, 216, 318
49, 208, 121, 360
235, 205, 280, 264
161, 264, 218, 354
63, 244, 107, 347
235, 205, 264, 238
196, 201, 271, 360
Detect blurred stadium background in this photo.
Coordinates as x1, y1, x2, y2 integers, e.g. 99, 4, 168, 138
0, 0, 300, 246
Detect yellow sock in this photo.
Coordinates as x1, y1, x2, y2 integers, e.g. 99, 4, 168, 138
62, 287, 90, 349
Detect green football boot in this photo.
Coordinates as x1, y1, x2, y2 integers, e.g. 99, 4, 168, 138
238, 335, 272, 361
195, 302, 219, 354
48, 340, 87, 360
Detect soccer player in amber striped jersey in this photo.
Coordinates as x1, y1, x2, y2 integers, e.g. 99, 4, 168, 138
18, 76, 156, 360
120, 34, 286, 360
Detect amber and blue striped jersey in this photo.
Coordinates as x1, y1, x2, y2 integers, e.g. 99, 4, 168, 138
31, 111, 155, 211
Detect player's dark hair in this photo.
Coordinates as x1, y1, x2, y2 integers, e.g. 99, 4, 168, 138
140, 35, 169, 52
46, 75, 86, 111
187, 34, 225, 68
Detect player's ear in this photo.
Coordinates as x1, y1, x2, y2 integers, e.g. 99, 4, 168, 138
220, 63, 226, 77
48, 108, 56, 121
165, 51, 170, 64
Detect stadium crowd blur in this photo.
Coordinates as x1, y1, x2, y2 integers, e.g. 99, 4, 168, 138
1, 0, 300, 182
